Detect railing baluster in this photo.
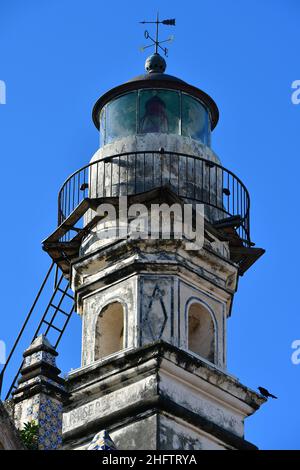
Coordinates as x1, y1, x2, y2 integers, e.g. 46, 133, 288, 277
169, 152, 171, 188
89, 163, 92, 199
227, 173, 230, 213
193, 157, 196, 200
72, 176, 75, 214
160, 151, 163, 188
110, 159, 113, 197
76, 172, 79, 207
118, 156, 121, 196
102, 160, 105, 197
201, 160, 204, 203
215, 166, 217, 208
208, 164, 211, 205
177, 153, 179, 195
232, 176, 235, 218
185, 156, 188, 198
135, 153, 137, 194
127, 154, 129, 194
220, 167, 223, 210
152, 152, 155, 189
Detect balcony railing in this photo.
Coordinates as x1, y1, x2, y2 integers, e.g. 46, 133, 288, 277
58, 150, 250, 245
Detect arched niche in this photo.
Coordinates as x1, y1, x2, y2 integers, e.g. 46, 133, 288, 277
95, 301, 125, 361
187, 302, 216, 363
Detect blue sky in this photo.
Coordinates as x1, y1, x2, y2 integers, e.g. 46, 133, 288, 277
0, 0, 299, 450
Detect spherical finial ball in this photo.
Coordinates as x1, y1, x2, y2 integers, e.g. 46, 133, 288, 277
145, 53, 167, 74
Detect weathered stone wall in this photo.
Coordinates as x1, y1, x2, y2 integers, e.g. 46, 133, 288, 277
157, 414, 227, 450
0, 401, 23, 450
90, 133, 221, 165
62, 343, 265, 450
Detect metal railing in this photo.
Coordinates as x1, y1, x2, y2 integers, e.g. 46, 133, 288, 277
58, 150, 250, 245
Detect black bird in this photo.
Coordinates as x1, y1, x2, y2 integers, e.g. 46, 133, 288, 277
258, 386, 278, 399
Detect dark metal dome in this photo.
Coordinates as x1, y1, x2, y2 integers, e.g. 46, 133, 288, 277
145, 53, 166, 73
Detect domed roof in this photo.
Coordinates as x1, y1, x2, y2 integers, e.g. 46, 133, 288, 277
127, 72, 186, 84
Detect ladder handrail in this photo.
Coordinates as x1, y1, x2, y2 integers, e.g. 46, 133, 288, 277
0, 262, 55, 396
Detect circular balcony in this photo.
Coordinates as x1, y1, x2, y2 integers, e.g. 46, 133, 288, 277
58, 150, 250, 246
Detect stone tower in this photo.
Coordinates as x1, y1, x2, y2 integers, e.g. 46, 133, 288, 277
43, 51, 266, 450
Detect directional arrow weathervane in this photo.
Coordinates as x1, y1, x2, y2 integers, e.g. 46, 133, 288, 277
140, 13, 176, 57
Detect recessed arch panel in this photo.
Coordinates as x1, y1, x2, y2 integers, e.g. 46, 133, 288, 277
187, 302, 216, 363
95, 301, 125, 360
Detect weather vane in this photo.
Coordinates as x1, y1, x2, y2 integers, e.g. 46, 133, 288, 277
140, 13, 175, 57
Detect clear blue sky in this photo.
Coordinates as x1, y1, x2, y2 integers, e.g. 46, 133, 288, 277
0, 0, 299, 450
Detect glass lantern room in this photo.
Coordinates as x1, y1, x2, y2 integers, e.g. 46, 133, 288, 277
99, 89, 211, 147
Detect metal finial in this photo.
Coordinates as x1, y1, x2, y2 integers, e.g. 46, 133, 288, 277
139, 13, 175, 57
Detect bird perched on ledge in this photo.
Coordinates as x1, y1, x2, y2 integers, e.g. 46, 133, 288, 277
258, 386, 278, 399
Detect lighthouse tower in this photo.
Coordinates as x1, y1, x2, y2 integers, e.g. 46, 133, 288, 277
41, 21, 266, 450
